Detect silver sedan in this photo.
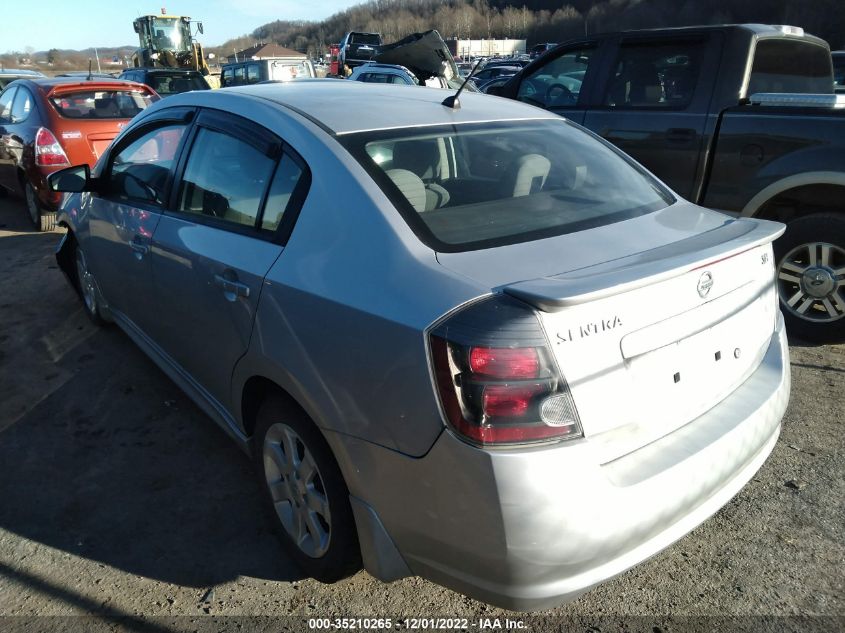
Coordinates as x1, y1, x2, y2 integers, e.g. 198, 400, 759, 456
50, 80, 789, 611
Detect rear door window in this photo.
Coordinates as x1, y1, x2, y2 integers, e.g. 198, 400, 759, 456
603, 40, 704, 108
247, 64, 261, 84
748, 39, 833, 94
177, 127, 275, 228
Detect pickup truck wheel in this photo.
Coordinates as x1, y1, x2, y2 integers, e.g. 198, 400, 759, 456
254, 397, 361, 582
774, 213, 845, 343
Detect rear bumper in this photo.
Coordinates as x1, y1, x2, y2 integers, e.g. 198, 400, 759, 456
337, 314, 790, 611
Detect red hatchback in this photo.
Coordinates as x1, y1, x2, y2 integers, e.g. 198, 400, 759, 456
0, 78, 158, 230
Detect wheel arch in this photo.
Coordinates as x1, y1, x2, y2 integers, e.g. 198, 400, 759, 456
742, 172, 845, 221
240, 375, 317, 443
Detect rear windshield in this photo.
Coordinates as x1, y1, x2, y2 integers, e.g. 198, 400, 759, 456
270, 61, 314, 80
351, 34, 381, 46
748, 39, 833, 94
147, 73, 208, 95
341, 119, 674, 252
50, 90, 155, 119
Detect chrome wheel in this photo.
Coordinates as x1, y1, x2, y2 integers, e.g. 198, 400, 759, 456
263, 423, 331, 559
25, 184, 40, 226
75, 248, 97, 315
777, 241, 845, 323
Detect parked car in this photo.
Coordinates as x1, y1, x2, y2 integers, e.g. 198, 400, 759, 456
118, 68, 211, 96
0, 77, 158, 230
467, 64, 521, 87
349, 63, 417, 85
529, 43, 557, 59
476, 75, 513, 93
220, 58, 315, 87
338, 31, 382, 75
50, 80, 789, 611
494, 24, 845, 342
350, 62, 478, 91
483, 58, 530, 69
834, 51, 845, 93
0, 69, 45, 89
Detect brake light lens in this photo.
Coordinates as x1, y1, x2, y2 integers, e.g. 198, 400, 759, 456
430, 296, 583, 447
469, 347, 539, 379
35, 128, 70, 167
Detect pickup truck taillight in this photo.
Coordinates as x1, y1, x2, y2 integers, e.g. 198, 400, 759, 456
429, 296, 583, 447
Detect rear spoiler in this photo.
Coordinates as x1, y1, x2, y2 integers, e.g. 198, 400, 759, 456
503, 218, 785, 312
47, 81, 153, 97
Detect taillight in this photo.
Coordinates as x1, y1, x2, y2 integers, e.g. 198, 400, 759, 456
35, 128, 70, 167
429, 295, 583, 447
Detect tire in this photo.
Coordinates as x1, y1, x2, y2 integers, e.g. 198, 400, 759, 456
253, 396, 361, 582
24, 182, 41, 229
73, 242, 108, 326
774, 212, 845, 343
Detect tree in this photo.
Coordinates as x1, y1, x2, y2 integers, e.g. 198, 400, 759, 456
46, 48, 59, 65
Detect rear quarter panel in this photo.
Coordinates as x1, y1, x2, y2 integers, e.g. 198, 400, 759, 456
702, 107, 845, 213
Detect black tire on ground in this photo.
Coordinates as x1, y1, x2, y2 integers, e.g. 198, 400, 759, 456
253, 396, 361, 582
773, 212, 845, 344
72, 238, 109, 326
25, 182, 42, 229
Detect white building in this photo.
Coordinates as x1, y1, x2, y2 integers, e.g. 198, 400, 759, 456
450, 39, 526, 59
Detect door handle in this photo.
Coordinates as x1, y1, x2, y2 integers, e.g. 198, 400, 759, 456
666, 128, 696, 144
129, 235, 150, 258
213, 274, 250, 299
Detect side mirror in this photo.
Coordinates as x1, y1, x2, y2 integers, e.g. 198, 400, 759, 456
197, 22, 204, 35
133, 22, 140, 34
48, 164, 93, 193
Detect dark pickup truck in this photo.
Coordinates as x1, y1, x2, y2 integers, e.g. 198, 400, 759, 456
494, 24, 845, 342
338, 31, 383, 75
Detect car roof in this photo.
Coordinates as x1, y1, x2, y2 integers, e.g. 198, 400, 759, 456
218, 80, 558, 135
0, 69, 45, 76
129, 68, 202, 74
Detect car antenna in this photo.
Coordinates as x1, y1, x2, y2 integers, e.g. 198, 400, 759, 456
87, 59, 93, 81
441, 60, 481, 110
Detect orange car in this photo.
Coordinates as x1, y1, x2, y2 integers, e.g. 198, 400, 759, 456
0, 77, 159, 230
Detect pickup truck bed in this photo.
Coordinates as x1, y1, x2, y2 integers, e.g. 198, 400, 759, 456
496, 24, 845, 342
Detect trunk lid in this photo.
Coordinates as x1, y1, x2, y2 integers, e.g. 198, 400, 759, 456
437, 207, 784, 462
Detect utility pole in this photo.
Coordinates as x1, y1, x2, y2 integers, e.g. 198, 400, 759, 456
94, 47, 102, 72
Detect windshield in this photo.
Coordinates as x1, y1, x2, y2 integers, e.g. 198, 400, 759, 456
50, 90, 156, 119
143, 17, 191, 53
148, 73, 208, 94
342, 119, 674, 251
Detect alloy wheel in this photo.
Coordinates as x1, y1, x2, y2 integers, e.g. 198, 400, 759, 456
75, 248, 98, 315
777, 241, 845, 323
263, 423, 332, 558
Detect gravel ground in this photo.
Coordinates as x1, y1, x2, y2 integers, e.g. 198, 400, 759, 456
0, 195, 842, 633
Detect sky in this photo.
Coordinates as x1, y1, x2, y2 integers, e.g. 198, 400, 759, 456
1, 0, 357, 52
